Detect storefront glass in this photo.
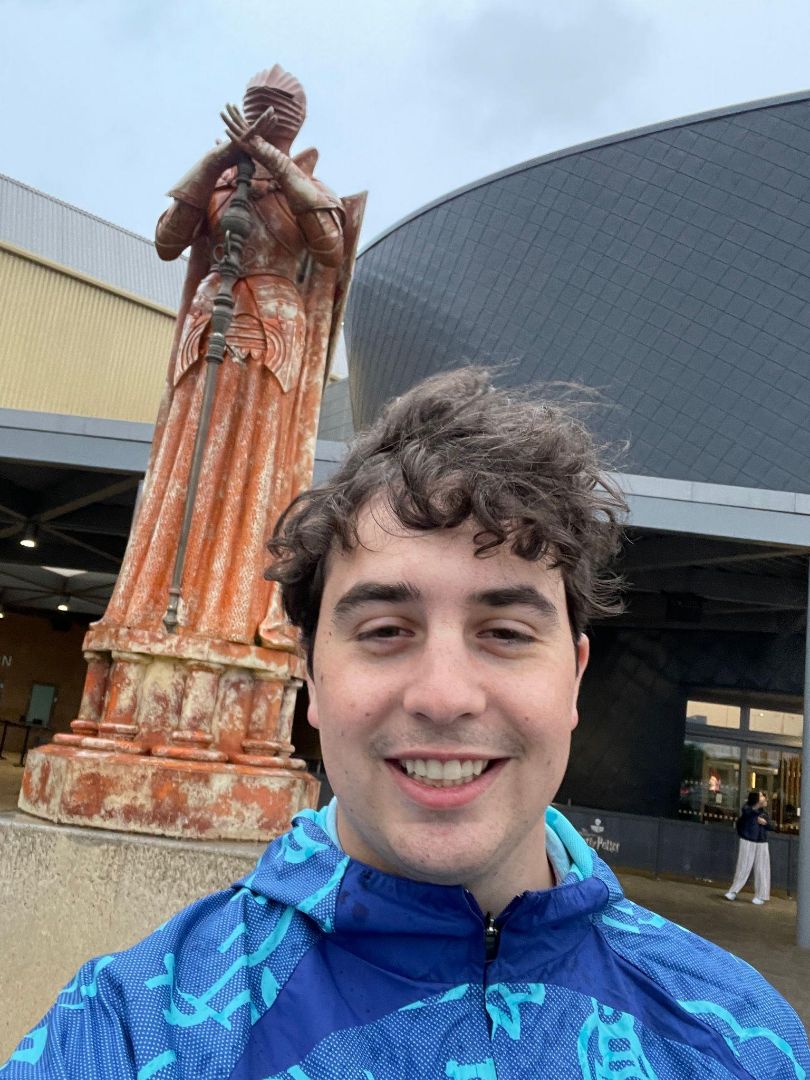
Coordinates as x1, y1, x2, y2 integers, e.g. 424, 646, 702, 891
681, 697, 803, 833
748, 709, 803, 738
679, 740, 740, 825
685, 701, 741, 729
746, 746, 801, 834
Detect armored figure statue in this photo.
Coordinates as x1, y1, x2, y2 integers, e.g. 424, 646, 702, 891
102, 65, 361, 647
20, 66, 363, 841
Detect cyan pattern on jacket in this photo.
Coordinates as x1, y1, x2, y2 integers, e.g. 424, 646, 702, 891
3, 806, 807, 1079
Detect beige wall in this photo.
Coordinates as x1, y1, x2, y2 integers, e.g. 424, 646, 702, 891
0, 611, 86, 751
0, 242, 174, 423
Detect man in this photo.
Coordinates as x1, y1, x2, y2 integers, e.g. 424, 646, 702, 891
3, 369, 807, 1078
725, 790, 772, 905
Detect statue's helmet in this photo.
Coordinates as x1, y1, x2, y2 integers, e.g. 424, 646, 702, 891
243, 65, 306, 140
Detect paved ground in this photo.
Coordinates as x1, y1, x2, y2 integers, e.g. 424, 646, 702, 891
1, 759, 806, 1031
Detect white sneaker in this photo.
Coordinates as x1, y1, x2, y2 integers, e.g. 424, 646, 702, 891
752, 898, 766, 905
724, 892, 737, 901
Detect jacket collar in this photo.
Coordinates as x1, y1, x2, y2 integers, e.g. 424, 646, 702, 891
238, 806, 622, 983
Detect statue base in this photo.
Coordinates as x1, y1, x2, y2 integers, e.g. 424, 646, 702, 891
19, 744, 319, 842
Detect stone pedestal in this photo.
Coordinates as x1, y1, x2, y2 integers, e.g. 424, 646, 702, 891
20, 626, 318, 841
0, 810, 263, 1061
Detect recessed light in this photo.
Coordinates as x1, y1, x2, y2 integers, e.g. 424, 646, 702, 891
19, 522, 38, 549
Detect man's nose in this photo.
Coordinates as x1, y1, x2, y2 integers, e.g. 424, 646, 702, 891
401, 633, 487, 722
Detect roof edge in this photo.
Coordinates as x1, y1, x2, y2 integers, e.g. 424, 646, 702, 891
0, 237, 177, 317
0, 171, 163, 250
359, 88, 810, 257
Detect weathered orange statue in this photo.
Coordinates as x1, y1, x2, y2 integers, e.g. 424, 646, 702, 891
20, 66, 365, 840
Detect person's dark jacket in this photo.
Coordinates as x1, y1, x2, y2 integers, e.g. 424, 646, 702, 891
736, 804, 771, 842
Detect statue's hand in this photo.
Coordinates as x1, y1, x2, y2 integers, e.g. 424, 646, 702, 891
221, 103, 278, 156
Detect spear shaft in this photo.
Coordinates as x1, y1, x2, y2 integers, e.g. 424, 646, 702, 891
163, 152, 255, 633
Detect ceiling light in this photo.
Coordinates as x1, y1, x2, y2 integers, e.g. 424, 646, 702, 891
19, 522, 38, 549
57, 601, 69, 612
0, 602, 4, 619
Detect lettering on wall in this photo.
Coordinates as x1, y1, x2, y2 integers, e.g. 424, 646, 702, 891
0, 656, 11, 667
580, 817, 621, 856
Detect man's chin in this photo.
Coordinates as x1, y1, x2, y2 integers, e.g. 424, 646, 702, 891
378, 822, 501, 888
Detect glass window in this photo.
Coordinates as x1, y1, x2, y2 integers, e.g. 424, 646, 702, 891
749, 708, 803, 738
679, 741, 741, 825
747, 747, 801, 834
685, 700, 741, 729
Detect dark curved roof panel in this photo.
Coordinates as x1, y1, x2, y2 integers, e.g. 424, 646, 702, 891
345, 93, 810, 493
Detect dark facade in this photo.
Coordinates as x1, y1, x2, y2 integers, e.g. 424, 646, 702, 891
563, 623, 805, 820
346, 91, 810, 494
344, 95, 810, 885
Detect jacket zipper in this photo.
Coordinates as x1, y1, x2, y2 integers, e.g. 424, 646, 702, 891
484, 912, 500, 963
483, 913, 500, 1040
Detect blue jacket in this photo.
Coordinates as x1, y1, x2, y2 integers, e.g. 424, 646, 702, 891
3, 806, 807, 1079
736, 806, 771, 844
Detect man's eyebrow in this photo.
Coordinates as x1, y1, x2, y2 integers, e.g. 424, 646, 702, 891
332, 581, 421, 620
471, 586, 560, 622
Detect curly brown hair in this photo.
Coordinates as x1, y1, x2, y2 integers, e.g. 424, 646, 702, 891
266, 367, 627, 667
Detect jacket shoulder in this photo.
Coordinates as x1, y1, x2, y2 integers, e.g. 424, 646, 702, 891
597, 895, 809, 1079
2, 883, 320, 1078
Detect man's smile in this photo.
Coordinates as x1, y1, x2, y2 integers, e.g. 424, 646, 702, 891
383, 756, 509, 809
392, 756, 501, 787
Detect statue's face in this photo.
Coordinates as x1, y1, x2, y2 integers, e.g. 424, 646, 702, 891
243, 89, 303, 144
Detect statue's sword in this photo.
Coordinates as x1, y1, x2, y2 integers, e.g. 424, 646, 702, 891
163, 152, 255, 633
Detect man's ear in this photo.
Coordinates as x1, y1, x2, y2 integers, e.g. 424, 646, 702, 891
575, 633, 590, 680
305, 673, 320, 730
571, 634, 590, 731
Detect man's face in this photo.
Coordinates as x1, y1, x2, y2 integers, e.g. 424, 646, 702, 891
306, 504, 588, 892
758, 793, 768, 809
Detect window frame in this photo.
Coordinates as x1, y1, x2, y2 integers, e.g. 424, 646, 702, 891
681, 693, 803, 833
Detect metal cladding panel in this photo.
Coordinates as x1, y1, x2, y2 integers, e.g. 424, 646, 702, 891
317, 378, 355, 441
345, 94, 810, 493
0, 247, 174, 423
0, 172, 185, 310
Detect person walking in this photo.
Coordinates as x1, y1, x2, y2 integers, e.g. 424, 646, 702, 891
725, 789, 771, 905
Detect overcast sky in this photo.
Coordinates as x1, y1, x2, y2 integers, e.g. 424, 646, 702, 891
3, 0, 810, 248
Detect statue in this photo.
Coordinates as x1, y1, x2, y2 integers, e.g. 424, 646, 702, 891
19, 67, 366, 840
108, 66, 351, 645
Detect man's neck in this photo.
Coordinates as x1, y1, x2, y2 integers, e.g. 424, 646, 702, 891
461, 850, 556, 916
324, 799, 562, 916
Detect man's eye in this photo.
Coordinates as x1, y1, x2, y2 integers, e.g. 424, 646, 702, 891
357, 625, 408, 641
482, 627, 536, 644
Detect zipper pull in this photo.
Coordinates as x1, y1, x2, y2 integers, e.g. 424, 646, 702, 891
484, 913, 499, 962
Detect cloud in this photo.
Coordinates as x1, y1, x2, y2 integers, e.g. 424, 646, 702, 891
425, 0, 653, 142
4, 0, 810, 247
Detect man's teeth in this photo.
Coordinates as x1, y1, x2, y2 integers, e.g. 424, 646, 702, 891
398, 758, 489, 786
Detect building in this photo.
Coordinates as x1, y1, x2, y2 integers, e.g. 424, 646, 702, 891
344, 92, 810, 894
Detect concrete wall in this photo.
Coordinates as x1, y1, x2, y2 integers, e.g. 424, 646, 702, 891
559, 625, 805, 817
0, 811, 261, 1062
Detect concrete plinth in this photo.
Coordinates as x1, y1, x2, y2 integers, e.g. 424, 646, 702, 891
19, 744, 318, 841
0, 810, 264, 1062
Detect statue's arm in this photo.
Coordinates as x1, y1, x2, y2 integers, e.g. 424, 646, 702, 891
293, 201, 345, 268
220, 106, 345, 267
250, 139, 345, 267
155, 143, 235, 261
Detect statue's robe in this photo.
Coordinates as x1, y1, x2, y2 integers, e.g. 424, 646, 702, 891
103, 153, 364, 647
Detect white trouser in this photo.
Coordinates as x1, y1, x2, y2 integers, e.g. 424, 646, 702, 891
729, 838, 771, 901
